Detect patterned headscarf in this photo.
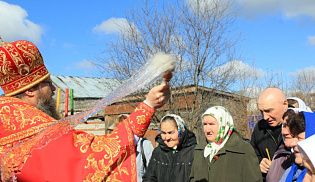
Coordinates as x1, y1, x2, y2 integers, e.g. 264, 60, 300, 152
160, 114, 186, 144
202, 106, 234, 162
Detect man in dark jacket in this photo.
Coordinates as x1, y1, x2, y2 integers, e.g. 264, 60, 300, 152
250, 88, 288, 180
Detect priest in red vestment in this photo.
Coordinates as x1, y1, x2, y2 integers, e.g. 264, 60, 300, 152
0, 40, 172, 182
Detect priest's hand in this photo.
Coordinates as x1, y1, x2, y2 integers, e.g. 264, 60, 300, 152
144, 71, 172, 109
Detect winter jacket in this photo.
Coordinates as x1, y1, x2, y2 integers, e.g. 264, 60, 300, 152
142, 130, 196, 182
266, 144, 294, 182
250, 119, 283, 163
250, 119, 283, 180
190, 131, 262, 182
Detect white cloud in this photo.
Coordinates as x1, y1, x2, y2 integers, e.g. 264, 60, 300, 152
186, 0, 229, 15
282, 0, 315, 19
93, 18, 139, 39
307, 36, 315, 46
213, 60, 265, 79
235, 0, 315, 19
0, 1, 43, 43
186, 0, 315, 20
235, 0, 279, 16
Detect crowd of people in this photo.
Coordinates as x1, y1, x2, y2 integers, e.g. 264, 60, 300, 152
0, 39, 314, 182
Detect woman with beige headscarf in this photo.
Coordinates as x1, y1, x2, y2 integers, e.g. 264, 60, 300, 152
190, 106, 262, 182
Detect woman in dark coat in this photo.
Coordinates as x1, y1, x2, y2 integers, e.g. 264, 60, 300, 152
190, 106, 262, 182
143, 114, 196, 182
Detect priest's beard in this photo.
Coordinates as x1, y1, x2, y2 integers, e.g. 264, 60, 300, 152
37, 95, 60, 120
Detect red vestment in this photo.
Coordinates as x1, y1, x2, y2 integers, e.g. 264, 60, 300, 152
0, 97, 154, 182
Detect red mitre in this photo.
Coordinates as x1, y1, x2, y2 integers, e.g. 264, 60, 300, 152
0, 40, 50, 96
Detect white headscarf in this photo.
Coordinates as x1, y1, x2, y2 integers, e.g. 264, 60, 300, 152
287, 97, 312, 112
202, 106, 234, 162
298, 134, 315, 170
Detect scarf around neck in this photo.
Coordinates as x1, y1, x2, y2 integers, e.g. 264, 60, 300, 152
285, 163, 306, 182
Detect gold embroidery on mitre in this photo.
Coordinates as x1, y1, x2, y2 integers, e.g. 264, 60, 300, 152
3, 43, 24, 74
0, 40, 49, 96
15, 41, 43, 69
17, 64, 30, 76
0, 50, 11, 84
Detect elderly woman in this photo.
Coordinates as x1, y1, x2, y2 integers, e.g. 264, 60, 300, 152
143, 114, 196, 182
298, 135, 315, 182
279, 110, 315, 182
298, 134, 315, 182
190, 106, 262, 182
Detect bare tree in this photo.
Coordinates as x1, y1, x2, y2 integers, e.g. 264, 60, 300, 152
290, 67, 315, 110
99, 0, 245, 136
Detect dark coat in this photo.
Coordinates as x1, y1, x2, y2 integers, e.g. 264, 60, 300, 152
190, 131, 262, 182
250, 119, 283, 163
142, 129, 196, 182
250, 119, 283, 180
